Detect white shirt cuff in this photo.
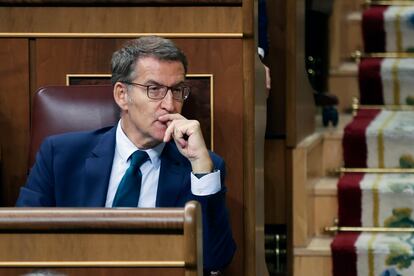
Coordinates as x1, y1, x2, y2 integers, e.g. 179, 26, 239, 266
258, 47, 265, 59
190, 170, 221, 196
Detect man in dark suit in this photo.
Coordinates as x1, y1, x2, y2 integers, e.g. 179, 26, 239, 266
16, 36, 236, 273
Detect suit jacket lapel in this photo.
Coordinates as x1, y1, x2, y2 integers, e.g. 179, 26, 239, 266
156, 142, 188, 207
83, 127, 116, 207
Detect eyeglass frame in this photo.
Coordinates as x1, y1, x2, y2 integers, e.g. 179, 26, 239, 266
122, 81, 191, 101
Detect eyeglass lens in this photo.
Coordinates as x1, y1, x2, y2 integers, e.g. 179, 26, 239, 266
147, 85, 189, 100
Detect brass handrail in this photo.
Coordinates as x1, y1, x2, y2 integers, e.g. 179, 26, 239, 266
325, 225, 414, 233
351, 50, 414, 63
324, 219, 414, 233
354, 105, 414, 111
352, 97, 414, 114
332, 167, 414, 175
365, 0, 414, 6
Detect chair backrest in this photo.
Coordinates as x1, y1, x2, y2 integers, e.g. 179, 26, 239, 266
29, 85, 118, 167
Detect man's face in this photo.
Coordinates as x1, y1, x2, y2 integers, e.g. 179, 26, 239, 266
119, 56, 185, 148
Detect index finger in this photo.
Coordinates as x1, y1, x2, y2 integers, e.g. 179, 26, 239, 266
158, 113, 186, 122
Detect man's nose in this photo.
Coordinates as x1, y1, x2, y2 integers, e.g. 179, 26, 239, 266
161, 90, 175, 111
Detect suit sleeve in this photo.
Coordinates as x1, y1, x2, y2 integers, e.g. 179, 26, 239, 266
15, 138, 56, 206
191, 156, 236, 271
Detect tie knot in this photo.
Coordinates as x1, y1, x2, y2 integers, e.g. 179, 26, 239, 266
129, 150, 149, 168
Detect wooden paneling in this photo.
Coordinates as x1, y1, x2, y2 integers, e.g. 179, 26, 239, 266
291, 134, 323, 247
265, 0, 316, 243
242, 0, 258, 274
328, 71, 358, 112
243, 37, 256, 276
265, 3, 316, 275
293, 256, 332, 276
266, 0, 287, 138
291, 145, 309, 248
0, 268, 184, 276
286, 0, 315, 147
35, 39, 124, 91
267, 0, 315, 145
243, 0, 256, 274
0, 203, 202, 276
313, 193, 337, 236
0, 233, 184, 260
264, 139, 286, 224
0, 39, 30, 207
322, 132, 345, 173
34, 38, 244, 275
0, 7, 241, 34
0, 0, 241, 4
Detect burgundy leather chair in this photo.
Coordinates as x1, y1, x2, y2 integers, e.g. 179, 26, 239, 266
29, 85, 119, 168
29, 82, 211, 169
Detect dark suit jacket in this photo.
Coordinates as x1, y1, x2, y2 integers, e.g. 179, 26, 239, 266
16, 126, 236, 271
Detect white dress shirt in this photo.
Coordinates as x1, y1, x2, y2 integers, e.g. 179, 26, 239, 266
105, 120, 221, 208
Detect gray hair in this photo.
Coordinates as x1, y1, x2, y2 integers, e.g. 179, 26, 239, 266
111, 36, 188, 85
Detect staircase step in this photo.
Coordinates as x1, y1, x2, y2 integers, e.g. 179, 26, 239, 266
294, 236, 332, 256
316, 113, 353, 134
330, 62, 358, 76
332, 232, 414, 276
343, 11, 362, 59
344, 109, 414, 168
338, 172, 414, 227
313, 177, 338, 236
330, 57, 414, 112
314, 177, 337, 196
363, 6, 414, 53
316, 113, 352, 172
294, 236, 333, 276
293, 114, 353, 275
328, 62, 358, 112
306, 115, 353, 237
342, 0, 365, 13
330, 1, 364, 68
360, 58, 414, 105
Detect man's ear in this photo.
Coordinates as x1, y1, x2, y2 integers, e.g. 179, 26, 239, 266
113, 82, 129, 111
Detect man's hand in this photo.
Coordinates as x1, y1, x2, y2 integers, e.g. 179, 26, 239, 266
159, 113, 213, 173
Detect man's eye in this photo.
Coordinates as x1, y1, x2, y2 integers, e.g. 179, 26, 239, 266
172, 87, 182, 93
148, 86, 163, 92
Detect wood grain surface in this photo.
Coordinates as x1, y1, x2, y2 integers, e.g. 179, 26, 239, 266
0, 39, 30, 207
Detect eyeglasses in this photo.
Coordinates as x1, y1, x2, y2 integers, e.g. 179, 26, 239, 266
123, 81, 190, 101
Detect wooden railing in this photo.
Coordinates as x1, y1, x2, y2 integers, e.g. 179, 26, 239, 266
0, 201, 202, 276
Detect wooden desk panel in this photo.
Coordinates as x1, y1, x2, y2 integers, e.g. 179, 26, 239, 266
0, 7, 241, 34
0, 39, 30, 207
0, 268, 184, 276
0, 233, 183, 262
0, 204, 201, 275
0, 0, 241, 4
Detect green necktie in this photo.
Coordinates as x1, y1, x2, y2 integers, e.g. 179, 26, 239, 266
112, 150, 149, 207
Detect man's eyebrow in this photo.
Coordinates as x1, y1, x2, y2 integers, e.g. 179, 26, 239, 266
144, 80, 162, 86
145, 80, 186, 86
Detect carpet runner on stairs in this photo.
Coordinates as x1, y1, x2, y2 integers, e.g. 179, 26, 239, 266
332, 106, 414, 275
359, 58, 414, 105
363, 6, 414, 53
338, 173, 414, 227
332, 4, 414, 274
343, 109, 414, 168
334, 171, 414, 275
332, 232, 414, 276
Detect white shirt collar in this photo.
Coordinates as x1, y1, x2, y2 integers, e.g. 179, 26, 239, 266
115, 120, 165, 168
